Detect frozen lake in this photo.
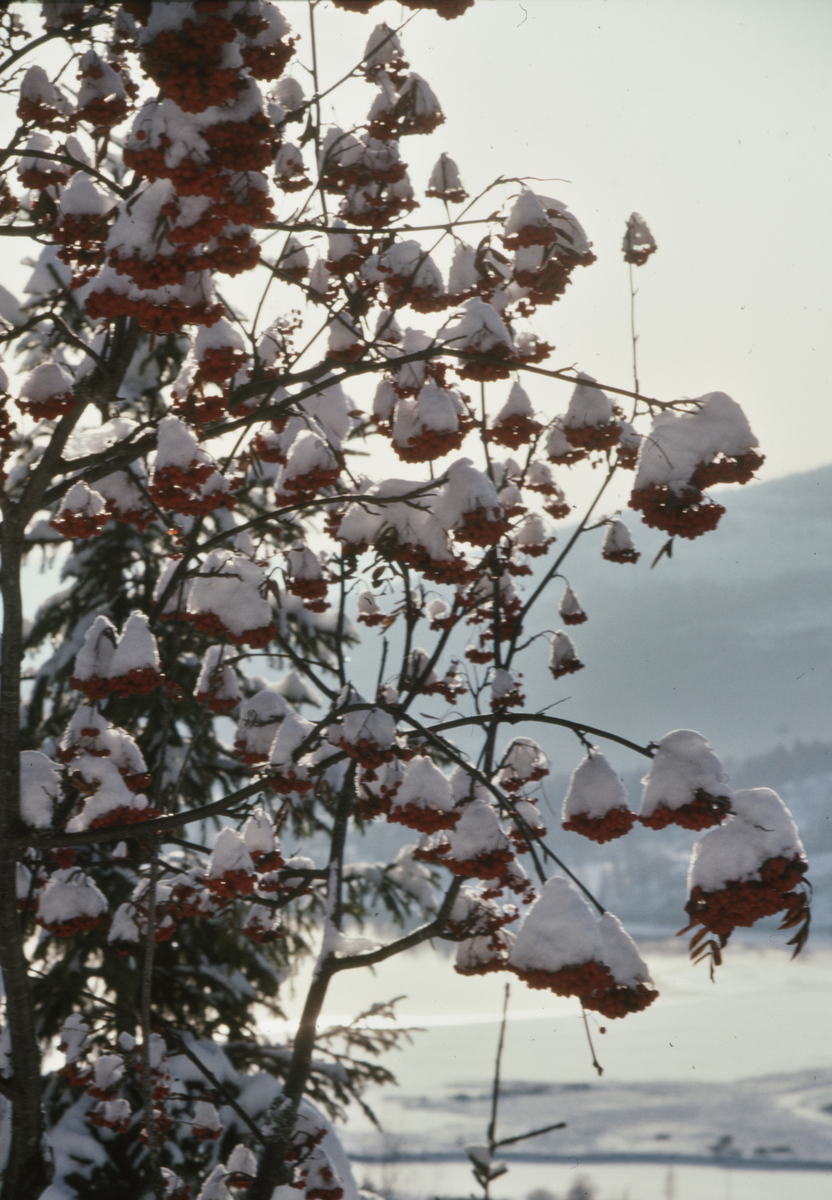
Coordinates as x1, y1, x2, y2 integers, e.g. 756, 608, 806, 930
276, 932, 832, 1198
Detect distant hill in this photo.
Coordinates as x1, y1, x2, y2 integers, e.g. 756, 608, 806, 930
515, 462, 832, 771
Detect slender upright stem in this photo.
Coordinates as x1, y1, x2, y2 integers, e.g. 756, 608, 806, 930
140, 843, 165, 1200
581, 1005, 604, 1077
487, 983, 510, 1152
629, 259, 640, 400
308, 1, 327, 223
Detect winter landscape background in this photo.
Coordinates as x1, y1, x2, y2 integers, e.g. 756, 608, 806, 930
22, 455, 832, 1200
20, 444, 832, 1200
258, 460, 832, 1200
2, 3, 829, 1195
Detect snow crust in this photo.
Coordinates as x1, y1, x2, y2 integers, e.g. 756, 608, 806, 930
505, 190, 550, 235
21, 362, 74, 404
441, 297, 514, 353
509, 876, 601, 973
187, 550, 272, 639
597, 912, 653, 988
634, 393, 758, 491
38, 869, 107, 927
448, 799, 509, 860
20, 750, 61, 828
688, 787, 806, 893
73, 615, 117, 681
110, 611, 160, 676
208, 828, 254, 881
640, 729, 731, 818
563, 752, 628, 820
603, 520, 637, 556
392, 756, 453, 815
434, 458, 502, 529
564, 373, 614, 429
269, 711, 316, 768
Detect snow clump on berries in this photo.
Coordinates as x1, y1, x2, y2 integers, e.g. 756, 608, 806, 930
562, 751, 636, 843
640, 729, 732, 831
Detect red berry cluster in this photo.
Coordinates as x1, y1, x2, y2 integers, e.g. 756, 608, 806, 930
288, 576, 330, 612
242, 36, 298, 82
584, 980, 658, 1020
274, 147, 311, 192
629, 482, 726, 540
457, 507, 509, 547
107, 666, 164, 700
140, 15, 240, 113
194, 684, 239, 715
18, 163, 67, 191
513, 244, 596, 313
88, 803, 160, 832
67, 672, 113, 703
640, 790, 732, 832
55, 212, 110, 284
197, 344, 248, 385
602, 544, 640, 564
547, 443, 586, 467
563, 807, 637, 844
685, 855, 807, 937
267, 766, 313, 797
19, 390, 77, 421
691, 450, 765, 489
564, 421, 622, 452
204, 112, 274, 174
16, 95, 75, 132
393, 424, 467, 463
149, 462, 230, 517
488, 413, 543, 450
454, 929, 515, 977
549, 654, 584, 680
502, 223, 559, 252
326, 341, 364, 366
277, 465, 342, 504
0, 179, 19, 219
355, 775, 401, 820
185, 611, 277, 650
543, 498, 571, 520
617, 443, 640, 470
39, 910, 103, 939
342, 185, 419, 230
457, 345, 516, 382
50, 508, 110, 540
204, 867, 256, 900
172, 386, 227, 426
387, 800, 460, 835
85, 288, 225, 334
511, 958, 611, 997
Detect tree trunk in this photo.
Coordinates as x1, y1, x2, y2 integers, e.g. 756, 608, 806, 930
0, 526, 48, 1196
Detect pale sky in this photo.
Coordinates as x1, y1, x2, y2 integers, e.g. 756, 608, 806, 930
306, 0, 832, 511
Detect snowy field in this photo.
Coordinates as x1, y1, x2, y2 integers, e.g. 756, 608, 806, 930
353, 1159, 832, 1200
276, 933, 832, 1199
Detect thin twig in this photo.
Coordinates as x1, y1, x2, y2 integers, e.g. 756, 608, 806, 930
139, 843, 165, 1200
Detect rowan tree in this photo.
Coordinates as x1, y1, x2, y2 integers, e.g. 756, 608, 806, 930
0, 3, 811, 1199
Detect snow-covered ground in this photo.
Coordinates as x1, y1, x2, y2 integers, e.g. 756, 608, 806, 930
276, 935, 832, 1198
354, 1159, 832, 1200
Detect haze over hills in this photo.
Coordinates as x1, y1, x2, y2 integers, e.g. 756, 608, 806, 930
516, 461, 832, 773
491, 461, 832, 928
